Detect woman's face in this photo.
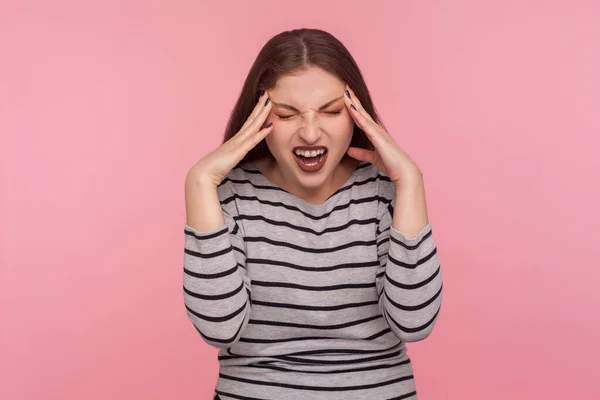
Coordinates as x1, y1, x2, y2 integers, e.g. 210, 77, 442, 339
264, 66, 355, 193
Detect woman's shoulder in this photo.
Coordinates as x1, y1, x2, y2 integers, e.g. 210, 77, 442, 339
360, 163, 395, 207
215, 160, 262, 198
218, 162, 255, 185
353, 162, 394, 198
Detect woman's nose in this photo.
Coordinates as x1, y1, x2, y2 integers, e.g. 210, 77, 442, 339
298, 111, 322, 141
299, 109, 320, 126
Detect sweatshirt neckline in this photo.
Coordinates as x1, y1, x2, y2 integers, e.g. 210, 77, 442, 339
242, 160, 369, 212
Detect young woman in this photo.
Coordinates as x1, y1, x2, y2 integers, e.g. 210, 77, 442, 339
183, 28, 443, 400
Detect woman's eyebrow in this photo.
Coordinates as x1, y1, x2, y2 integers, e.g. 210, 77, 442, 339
271, 95, 344, 112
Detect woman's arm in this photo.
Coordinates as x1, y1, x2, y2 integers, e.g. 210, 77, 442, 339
182, 176, 252, 348
375, 180, 443, 342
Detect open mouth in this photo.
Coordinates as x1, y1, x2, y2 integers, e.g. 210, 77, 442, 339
293, 149, 328, 166
292, 148, 329, 172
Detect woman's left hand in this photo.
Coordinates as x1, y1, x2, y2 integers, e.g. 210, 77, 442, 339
344, 84, 423, 189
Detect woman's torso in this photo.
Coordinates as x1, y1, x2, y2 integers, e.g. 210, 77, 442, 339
212, 160, 418, 399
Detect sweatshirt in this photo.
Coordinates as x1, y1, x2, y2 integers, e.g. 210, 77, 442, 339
183, 160, 443, 400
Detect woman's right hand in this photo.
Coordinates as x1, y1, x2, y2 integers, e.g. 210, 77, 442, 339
187, 91, 274, 187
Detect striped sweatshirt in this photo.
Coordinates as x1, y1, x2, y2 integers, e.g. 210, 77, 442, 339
183, 160, 443, 400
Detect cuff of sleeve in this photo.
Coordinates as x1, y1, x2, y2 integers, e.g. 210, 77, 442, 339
390, 221, 432, 245
184, 222, 230, 243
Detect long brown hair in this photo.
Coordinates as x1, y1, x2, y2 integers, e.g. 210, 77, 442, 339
223, 28, 384, 167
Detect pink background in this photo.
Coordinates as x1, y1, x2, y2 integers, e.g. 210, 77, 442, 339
2, 0, 599, 398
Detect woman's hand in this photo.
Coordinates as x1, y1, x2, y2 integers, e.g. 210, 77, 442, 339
343, 84, 423, 189
187, 91, 274, 187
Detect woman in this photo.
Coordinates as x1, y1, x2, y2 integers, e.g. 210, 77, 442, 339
183, 28, 443, 400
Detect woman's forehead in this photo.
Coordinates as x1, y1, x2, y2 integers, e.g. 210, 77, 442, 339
271, 68, 345, 97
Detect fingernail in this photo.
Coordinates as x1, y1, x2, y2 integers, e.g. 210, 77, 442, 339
266, 122, 273, 128
350, 104, 357, 110
265, 98, 270, 106
345, 90, 350, 99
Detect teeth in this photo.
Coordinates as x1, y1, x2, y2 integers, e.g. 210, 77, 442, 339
294, 149, 326, 157
298, 152, 326, 166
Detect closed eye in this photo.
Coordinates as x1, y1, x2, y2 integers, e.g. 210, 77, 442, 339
276, 110, 343, 120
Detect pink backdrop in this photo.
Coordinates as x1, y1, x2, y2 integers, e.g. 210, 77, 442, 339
2, 0, 599, 398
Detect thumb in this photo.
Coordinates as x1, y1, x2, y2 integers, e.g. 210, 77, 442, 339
347, 147, 375, 163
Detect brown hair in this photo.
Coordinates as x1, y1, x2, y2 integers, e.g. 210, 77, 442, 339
223, 28, 385, 167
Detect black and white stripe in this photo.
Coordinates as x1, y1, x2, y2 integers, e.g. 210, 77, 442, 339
183, 161, 442, 399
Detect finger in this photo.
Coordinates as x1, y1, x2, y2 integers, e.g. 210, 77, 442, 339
240, 90, 268, 131
240, 91, 271, 132
242, 122, 274, 153
344, 98, 385, 146
239, 94, 273, 139
347, 147, 376, 163
344, 86, 388, 145
344, 85, 375, 123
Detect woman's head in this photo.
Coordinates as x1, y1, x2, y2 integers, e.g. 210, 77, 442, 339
224, 28, 384, 188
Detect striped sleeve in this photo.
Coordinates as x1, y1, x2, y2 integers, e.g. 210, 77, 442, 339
375, 184, 443, 342
182, 206, 252, 348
